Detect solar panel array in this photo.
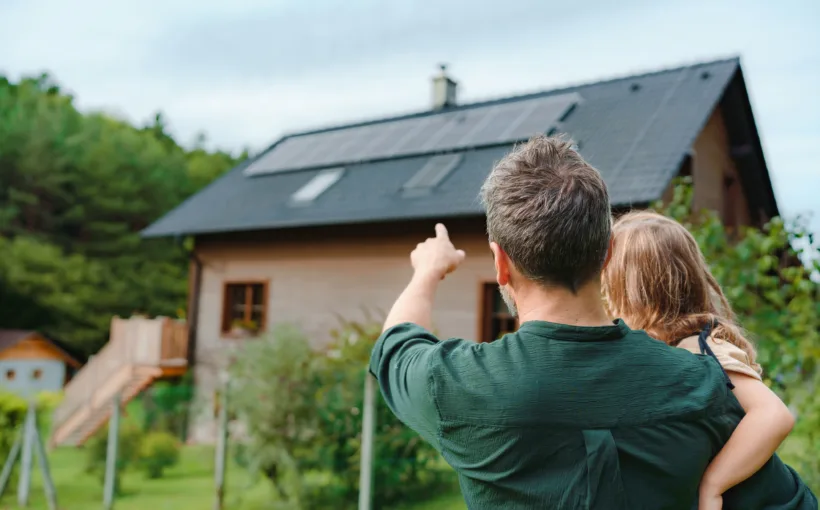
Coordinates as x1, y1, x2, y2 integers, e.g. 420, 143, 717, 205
245, 92, 581, 176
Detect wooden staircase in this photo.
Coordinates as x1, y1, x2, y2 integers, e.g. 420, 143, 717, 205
51, 316, 188, 447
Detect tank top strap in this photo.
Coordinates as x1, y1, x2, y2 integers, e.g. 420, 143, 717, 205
697, 320, 735, 390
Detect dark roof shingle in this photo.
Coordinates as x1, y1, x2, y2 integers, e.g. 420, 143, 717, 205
144, 58, 740, 237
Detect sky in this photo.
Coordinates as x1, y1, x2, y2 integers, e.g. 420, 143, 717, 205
1, 0, 818, 230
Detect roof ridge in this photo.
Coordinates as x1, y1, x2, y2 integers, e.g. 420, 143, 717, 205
278, 56, 740, 140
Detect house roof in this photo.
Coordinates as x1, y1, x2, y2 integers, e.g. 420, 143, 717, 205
143, 57, 775, 238
0, 330, 82, 367
0, 330, 34, 352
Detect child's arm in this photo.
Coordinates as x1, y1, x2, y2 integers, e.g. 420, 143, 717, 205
699, 373, 795, 508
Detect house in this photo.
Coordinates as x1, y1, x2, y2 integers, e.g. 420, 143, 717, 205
0, 330, 81, 397
143, 57, 779, 442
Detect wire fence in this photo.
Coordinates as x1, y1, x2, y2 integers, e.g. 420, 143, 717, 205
0, 369, 456, 510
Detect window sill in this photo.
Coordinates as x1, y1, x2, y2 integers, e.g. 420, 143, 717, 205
221, 329, 261, 340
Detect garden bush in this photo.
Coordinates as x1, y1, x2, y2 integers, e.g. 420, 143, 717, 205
0, 391, 27, 492
0, 390, 60, 469
141, 373, 194, 440
230, 322, 453, 509
84, 421, 144, 494
138, 431, 181, 479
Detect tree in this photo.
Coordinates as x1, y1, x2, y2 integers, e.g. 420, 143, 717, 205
0, 73, 239, 355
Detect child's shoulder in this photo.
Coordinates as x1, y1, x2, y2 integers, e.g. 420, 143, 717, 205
676, 335, 762, 380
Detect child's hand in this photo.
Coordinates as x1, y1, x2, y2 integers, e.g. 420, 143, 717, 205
698, 490, 723, 510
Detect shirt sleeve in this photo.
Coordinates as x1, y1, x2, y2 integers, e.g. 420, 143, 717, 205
369, 322, 442, 450
677, 336, 762, 380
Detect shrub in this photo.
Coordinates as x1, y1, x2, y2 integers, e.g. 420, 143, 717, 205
84, 421, 144, 494
35, 390, 63, 437
35, 391, 63, 413
229, 324, 318, 506
138, 431, 181, 479
314, 320, 453, 507
230, 322, 453, 509
142, 374, 194, 440
0, 391, 27, 491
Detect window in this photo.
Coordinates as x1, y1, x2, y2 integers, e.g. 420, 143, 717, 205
32, 368, 43, 380
479, 283, 518, 343
401, 154, 463, 197
221, 281, 268, 336
5, 369, 15, 381
290, 168, 344, 205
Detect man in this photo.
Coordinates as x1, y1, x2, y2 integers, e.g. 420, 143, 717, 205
369, 136, 816, 509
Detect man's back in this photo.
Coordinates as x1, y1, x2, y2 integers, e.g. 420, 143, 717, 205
370, 320, 816, 509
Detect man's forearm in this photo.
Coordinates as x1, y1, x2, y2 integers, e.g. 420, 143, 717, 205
383, 271, 441, 332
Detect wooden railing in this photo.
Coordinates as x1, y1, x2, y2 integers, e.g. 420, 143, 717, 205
51, 316, 188, 441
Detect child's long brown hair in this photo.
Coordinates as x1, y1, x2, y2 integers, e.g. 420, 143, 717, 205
602, 211, 761, 374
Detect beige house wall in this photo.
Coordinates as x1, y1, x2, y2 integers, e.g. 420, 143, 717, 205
188, 222, 494, 442
661, 108, 752, 227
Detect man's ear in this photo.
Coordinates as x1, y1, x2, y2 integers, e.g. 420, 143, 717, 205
489, 241, 511, 286
602, 236, 615, 271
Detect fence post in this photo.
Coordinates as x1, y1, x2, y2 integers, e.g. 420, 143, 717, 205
88, 353, 97, 413
17, 401, 36, 507
103, 393, 121, 510
33, 420, 58, 510
358, 373, 377, 510
0, 428, 22, 498
213, 374, 229, 510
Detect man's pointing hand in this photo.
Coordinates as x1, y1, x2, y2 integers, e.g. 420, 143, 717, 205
411, 223, 466, 280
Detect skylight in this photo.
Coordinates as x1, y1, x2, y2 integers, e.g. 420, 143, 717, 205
402, 154, 463, 196
290, 168, 345, 204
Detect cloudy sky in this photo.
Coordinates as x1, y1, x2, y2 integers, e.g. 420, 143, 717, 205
2, 0, 818, 230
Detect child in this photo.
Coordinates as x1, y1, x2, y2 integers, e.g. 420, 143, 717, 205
601, 211, 795, 510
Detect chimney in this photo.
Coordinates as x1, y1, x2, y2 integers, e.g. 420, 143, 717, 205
431, 64, 457, 110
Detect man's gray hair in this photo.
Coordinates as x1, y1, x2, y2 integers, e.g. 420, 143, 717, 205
480, 135, 611, 292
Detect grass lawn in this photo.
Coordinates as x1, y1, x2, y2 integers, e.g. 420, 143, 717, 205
0, 445, 465, 510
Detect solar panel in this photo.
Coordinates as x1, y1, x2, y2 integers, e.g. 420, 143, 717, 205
358, 121, 406, 159
426, 111, 480, 151
311, 129, 363, 167
464, 102, 531, 146
290, 167, 345, 205
504, 93, 580, 141
391, 114, 451, 155
244, 91, 581, 176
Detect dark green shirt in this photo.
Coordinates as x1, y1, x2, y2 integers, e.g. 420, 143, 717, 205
370, 320, 816, 510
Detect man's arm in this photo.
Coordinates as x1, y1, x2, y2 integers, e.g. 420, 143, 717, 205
369, 223, 466, 448
369, 322, 443, 448
382, 271, 440, 332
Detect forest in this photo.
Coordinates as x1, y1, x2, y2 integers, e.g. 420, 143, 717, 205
0, 73, 242, 357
